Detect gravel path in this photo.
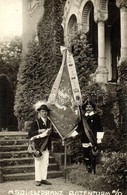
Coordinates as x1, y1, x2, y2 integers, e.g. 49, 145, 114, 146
0, 177, 87, 195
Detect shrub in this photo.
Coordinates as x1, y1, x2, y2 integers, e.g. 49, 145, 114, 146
102, 152, 127, 193
68, 154, 127, 194
102, 128, 127, 153
66, 136, 84, 163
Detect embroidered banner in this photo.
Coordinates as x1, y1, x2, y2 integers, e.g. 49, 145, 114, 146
48, 47, 82, 139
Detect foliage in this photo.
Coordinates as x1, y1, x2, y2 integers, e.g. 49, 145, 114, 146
66, 135, 84, 163
0, 36, 22, 91
102, 130, 127, 153
68, 158, 127, 194
0, 74, 17, 130
119, 60, 127, 85
98, 61, 127, 193
0, 36, 21, 130
102, 152, 127, 192
101, 61, 127, 152
118, 60, 127, 130
14, 40, 43, 130
15, 0, 66, 130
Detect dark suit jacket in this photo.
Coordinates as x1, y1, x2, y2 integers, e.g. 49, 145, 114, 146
77, 113, 103, 144
28, 117, 59, 151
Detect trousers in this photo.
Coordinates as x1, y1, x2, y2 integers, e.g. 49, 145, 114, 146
83, 146, 96, 173
34, 148, 49, 181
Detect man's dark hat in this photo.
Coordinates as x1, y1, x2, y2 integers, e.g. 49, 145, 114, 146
37, 104, 50, 112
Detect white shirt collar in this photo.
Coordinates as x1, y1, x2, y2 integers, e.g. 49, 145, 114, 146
41, 117, 47, 125
85, 111, 94, 116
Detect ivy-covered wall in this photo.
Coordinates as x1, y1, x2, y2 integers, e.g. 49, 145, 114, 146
15, 0, 66, 130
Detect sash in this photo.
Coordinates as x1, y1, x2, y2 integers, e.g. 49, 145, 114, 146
30, 120, 51, 151
80, 107, 97, 148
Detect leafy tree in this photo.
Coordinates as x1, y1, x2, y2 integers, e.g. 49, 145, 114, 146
0, 36, 22, 130
0, 36, 22, 91
14, 40, 43, 130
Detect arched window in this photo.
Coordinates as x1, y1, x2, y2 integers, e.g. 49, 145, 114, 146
82, 1, 92, 33
82, 1, 98, 59
68, 14, 77, 40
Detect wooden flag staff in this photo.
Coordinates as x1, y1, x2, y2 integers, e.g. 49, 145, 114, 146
62, 138, 67, 183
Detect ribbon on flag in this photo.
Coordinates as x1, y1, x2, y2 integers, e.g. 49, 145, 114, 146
48, 47, 82, 139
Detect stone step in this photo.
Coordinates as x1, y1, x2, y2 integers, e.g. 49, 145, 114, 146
0, 145, 28, 152
0, 141, 65, 154
0, 151, 30, 159
0, 156, 55, 166
0, 132, 28, 141
0, 132, 64, 182
0, 139, 29, 146
3, 171, 63, 181
2, 163, 59, 174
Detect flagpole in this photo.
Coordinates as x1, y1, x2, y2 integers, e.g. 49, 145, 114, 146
62, 138, 67, 183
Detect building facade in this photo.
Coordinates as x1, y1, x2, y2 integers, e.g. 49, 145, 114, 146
22, 0, 45, 53
22, 0, 127, 84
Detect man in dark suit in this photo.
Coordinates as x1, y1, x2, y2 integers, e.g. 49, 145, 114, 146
79, 102, 103, 174
70, 101, 103, 174
28, 101, 59, 186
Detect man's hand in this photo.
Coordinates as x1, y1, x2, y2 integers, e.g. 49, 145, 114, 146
47, 128, 52, 135
38, 129, 46, 134
68, 130, 78, 138
30, 137, 35, 141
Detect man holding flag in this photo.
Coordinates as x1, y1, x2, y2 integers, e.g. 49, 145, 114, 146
28, 101, 60, 186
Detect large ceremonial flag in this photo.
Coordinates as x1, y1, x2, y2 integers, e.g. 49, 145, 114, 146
48, 47, 82, 139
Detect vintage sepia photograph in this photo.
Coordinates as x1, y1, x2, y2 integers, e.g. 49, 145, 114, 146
0, 0, 127, 195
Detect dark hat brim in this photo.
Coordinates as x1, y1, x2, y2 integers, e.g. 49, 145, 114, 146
37, 104, 50, 112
